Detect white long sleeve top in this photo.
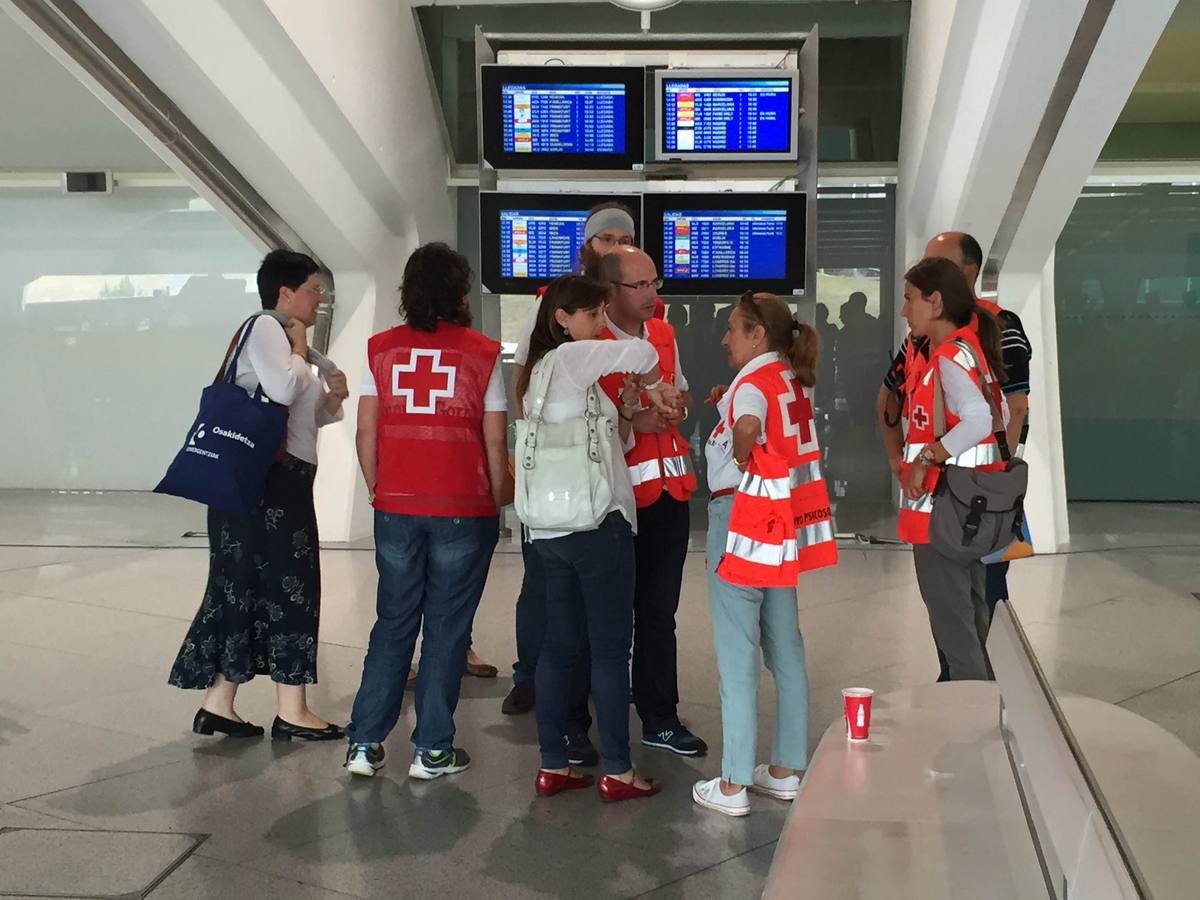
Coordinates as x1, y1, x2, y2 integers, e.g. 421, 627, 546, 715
232, 316, 343, 464
937, 358, 1010, 458
522, 338, 658, 541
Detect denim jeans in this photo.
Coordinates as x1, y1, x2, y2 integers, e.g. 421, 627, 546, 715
346, 511, 498, 751
513, 528, 594, 736
533, 512, 635, 775
706, 496, 808, 785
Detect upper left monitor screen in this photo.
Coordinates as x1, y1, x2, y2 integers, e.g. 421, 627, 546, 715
481, 65, 645, 170
479, 191, 642, 294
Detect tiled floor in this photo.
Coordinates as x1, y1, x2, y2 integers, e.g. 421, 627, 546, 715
0, 492, 1197, 898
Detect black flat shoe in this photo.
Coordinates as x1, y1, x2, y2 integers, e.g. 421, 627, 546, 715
271, 716, 345, 742
192, 708, 264, 738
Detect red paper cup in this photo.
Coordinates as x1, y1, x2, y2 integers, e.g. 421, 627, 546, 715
842, 688, 874, 742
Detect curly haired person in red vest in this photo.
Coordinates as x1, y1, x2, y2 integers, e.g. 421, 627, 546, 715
343, 243, 510, 780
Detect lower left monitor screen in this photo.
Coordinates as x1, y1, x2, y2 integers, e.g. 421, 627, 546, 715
479, 191, 643, 294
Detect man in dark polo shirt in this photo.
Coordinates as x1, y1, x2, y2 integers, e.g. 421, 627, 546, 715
876, 231, 1032, 681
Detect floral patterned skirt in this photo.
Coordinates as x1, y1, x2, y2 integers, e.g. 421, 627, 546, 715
169, 454, 321, 688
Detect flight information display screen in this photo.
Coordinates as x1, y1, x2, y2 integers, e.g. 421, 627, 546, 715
500, 81, 626, 155
660, 209, 788, 280
661, 77, 792, 154
498, 208, 589, 281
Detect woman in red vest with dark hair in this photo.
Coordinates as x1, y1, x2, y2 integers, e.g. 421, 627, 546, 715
693, 292, 837, 817
897, 257, 1009, 682
343, 243, 510, 780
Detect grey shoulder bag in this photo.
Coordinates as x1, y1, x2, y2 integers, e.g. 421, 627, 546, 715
928, 342, 1029, 563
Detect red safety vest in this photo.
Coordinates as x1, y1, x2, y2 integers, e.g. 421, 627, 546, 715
896, 325, 1005, 544
715, 359, 837, 587
597, 317, 696, 507
369, 323, 500, 517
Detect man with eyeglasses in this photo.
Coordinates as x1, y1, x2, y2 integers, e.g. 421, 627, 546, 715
594, 246, 707, 758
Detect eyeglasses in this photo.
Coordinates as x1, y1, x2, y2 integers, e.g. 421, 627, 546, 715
591, 234, 635, 247
302, 283, 329, 297
615, 278, 664, 292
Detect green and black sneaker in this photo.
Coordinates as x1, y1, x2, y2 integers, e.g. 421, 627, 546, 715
408, 747, 471, 780
345, 742, 385, 777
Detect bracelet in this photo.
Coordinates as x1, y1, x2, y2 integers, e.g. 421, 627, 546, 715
619, 410, 633, 423
644, 378, 663, 391
733, 455, 746, 468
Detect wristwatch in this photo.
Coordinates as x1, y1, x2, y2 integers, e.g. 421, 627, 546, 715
919, 445, 938, 466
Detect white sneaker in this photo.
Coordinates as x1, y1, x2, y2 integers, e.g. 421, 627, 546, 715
692, 777, 750, 817
345, 742, 385, 777
749, 764, 800, 801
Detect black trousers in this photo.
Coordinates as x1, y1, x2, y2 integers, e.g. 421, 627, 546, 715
631, 494, 691, 733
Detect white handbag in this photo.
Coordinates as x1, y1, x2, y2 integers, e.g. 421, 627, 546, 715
514, 350, 616, 532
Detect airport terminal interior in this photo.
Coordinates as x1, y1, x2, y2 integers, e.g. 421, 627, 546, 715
2, 1, 1199, 898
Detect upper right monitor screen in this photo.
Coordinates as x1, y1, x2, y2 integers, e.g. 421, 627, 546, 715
656, 69, 799, 162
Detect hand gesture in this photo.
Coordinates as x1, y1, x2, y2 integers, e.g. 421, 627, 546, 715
285, 318, 309, 356
325, 368, 349, 400
647, 382, 682, 417
902, 459, 928, 501
632, 408, 669, 434
619, 374, 642, 410
707, 384, 728, 406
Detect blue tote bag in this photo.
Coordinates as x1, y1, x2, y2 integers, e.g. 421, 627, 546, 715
155, 315, 289, 516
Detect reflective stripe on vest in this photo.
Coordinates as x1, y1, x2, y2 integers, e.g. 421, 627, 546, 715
738, 460, 823, 500
726, 519, 836, 566
903, 442, 1002, 468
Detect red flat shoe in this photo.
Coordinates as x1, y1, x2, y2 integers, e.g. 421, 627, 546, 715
597, 773, 661, 803
536, 769, 595, 797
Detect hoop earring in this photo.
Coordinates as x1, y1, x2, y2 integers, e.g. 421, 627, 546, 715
563, 326, 570, 338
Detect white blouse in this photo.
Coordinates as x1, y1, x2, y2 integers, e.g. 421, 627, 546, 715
522, 338, 658, 541
233, 316, 343, 465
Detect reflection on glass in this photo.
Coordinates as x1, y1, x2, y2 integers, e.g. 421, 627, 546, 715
0, 188, 263, 489
1055, 182, 1200, 501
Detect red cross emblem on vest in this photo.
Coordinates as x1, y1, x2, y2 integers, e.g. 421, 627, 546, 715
391, 349, 455, 415
780, 381, 814, 452
911, 404, 929, 431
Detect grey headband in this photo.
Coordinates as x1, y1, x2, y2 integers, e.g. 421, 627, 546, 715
584, 208, 636, 242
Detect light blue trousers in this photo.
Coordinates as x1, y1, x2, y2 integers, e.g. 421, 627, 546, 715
706, 495, 809, 785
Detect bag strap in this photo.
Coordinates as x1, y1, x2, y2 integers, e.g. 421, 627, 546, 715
215, 314, 264, 385
520, 350, 558, 470
584, 382, 604, 464
932, 340, 1011, 462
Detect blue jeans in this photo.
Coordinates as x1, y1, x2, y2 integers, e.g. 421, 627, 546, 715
346, 511, 498, 751
513, 528, 594, 735
533, 512, 635, 775
706, 496, 809, 785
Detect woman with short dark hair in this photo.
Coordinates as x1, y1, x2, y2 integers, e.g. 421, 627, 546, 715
169, 249, 349, 742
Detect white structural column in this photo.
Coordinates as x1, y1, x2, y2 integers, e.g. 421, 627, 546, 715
9, 0, 455, 541
896, 0, 1177, 551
